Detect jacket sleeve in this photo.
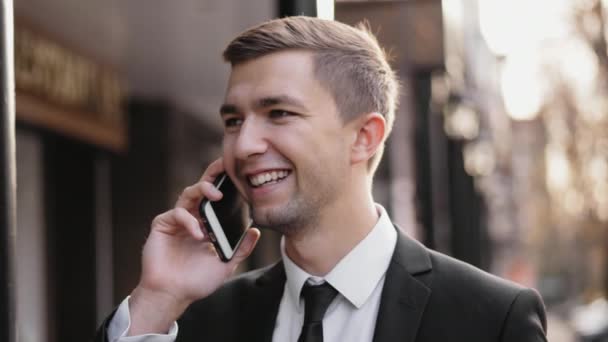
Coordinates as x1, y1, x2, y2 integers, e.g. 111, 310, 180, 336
499, 288, 548, 342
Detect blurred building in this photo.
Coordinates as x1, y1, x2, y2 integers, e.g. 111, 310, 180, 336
13, 1, 274, 341
439, 0, 608, 340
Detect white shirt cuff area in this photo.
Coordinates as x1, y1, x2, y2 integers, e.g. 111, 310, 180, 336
107, 296, 178, 342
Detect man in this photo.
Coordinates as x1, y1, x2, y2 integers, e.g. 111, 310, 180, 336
96, 16, 547, 342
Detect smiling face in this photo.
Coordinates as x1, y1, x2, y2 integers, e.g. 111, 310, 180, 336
221, 50, 353, 235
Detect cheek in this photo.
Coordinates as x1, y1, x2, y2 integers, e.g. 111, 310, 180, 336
317, 129, 349, 158
221, 144, 248, 197
222, 135, 237, 155
222, 140, 236, 170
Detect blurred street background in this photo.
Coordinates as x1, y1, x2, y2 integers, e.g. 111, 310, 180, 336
5, 0, 608, 341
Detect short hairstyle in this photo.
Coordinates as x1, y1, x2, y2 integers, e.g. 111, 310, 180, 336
223, 16, 399, 173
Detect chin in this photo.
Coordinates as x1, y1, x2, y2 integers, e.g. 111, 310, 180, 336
250, 203, 318, 236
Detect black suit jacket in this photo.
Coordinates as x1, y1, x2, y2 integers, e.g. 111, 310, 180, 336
95, 230, 547, 341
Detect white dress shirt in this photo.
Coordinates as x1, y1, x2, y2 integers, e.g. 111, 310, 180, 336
108, 204, 397, 342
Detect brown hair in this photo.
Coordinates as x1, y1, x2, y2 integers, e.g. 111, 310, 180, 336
223, 16, 399, 172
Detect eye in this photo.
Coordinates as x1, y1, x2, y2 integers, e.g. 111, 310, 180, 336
223, 117, 243, 128
269, 110, 294, 119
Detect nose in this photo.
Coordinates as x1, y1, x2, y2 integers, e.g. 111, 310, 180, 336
233, 117, 268, 160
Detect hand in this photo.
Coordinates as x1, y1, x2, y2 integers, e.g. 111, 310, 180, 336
128, 158, 261, 335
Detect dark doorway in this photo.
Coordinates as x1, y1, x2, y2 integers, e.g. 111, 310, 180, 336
44, 135, 97, 342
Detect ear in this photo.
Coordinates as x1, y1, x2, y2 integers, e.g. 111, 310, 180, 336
350, 113, 386, 166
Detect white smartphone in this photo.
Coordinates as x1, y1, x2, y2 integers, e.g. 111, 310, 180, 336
198, 173, 251, 261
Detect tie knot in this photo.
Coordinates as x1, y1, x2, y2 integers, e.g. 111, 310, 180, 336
301, 282, 338, 323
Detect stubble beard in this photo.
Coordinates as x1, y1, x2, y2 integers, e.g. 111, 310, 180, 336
247, 151, 349, 237
249, 182, 335, 238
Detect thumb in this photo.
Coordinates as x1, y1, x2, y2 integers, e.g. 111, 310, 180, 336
229, 228, 261, 266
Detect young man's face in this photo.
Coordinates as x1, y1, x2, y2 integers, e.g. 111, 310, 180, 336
221, 50, 353, 234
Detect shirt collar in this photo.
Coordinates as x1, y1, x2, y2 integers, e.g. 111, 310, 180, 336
281, 204, 397, 310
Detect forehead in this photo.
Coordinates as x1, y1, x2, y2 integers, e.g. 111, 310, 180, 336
224, 50, 328, 106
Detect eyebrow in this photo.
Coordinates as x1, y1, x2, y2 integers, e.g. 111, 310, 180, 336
219, 95, 307, 116
219, 104, 238, 116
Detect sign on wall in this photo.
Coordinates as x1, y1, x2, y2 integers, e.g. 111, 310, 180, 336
14, 23, 127, 152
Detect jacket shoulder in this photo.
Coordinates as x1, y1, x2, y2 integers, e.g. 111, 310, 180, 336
427, 250, 525, 298
419, 250, 547, 340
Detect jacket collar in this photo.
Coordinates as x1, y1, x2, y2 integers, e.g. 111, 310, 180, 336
238, 261, 286, 342
372, 228, 432, 342
247, 226, 433, 342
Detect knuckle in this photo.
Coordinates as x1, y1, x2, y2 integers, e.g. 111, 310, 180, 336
183, 183, 206, 198
180, 186, 193, 197
151, 212, 168, 227
173, 207, 188, 218
200, 181, 213, 192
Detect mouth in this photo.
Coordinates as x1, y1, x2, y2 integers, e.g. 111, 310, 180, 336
248, 169, 291, 188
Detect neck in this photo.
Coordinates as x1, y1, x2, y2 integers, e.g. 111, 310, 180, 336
283, 183, 378, 276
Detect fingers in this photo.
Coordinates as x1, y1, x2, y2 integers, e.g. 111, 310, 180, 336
199, 158, 224, 183
175, 182, 222, 209
229, 228, 261, 266
175, 158, 225, 210
153, 208, 206, 241
174, 208, 206, 240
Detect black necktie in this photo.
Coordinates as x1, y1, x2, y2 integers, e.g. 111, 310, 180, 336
298, 282, 339, 342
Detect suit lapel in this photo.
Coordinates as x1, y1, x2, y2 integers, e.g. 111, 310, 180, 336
239, 229, 433, 342
372, 230, 432, 342
239, 261, 286, 342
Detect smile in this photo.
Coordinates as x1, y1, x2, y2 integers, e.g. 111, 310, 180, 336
248, 170, 290, 187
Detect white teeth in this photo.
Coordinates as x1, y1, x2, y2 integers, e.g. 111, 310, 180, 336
256, 174, 265, 185
249, 170, 289, 187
